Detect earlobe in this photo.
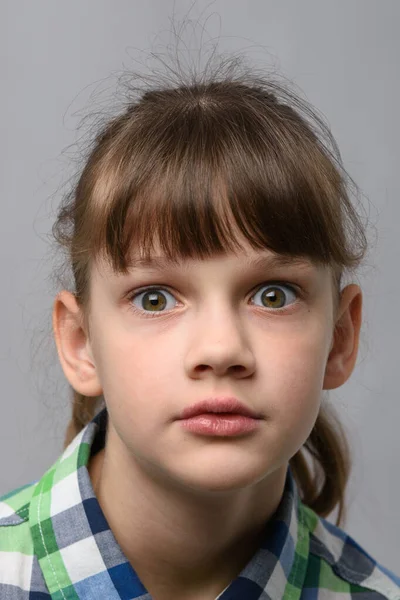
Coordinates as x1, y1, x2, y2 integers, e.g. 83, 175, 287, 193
323, 284, 362, 390
52, 291, 103, 397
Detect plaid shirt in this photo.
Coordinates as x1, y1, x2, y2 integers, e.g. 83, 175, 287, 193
1, 409, 399, 599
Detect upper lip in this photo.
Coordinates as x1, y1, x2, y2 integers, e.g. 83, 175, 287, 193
179, 397, 262, 420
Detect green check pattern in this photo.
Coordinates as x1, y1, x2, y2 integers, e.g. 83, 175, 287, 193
0, 408, 399, 599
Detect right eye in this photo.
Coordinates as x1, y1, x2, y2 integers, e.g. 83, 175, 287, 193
130, 287, 178, 314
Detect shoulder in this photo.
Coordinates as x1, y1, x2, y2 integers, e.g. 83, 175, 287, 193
0, 481, 44, 596
300, 503, 400, 599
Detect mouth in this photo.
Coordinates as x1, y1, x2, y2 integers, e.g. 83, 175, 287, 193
177, 397, 262, 436
178, 413, 260, 436
179, 397, 262, 420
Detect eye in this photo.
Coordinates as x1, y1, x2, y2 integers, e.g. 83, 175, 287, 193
251, 284, 297, 310
131, 288, 177, 313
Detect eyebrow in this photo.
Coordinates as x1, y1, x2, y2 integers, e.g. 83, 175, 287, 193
127, 254, 314, 272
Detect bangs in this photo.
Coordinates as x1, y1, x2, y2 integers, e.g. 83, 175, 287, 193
82, 84, 362, 275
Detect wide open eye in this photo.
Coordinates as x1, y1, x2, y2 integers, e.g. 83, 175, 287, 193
131, 288, 177, 313
251, 284, 297, 309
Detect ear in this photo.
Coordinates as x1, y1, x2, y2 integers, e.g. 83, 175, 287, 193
52, 290, 103, 397
323, 284, 362, 390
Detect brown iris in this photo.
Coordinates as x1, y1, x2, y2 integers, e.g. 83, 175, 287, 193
261, 287, 286, 309
142, 291, 167, 311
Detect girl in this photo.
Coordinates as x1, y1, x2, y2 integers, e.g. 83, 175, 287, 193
0, 57, 399, 600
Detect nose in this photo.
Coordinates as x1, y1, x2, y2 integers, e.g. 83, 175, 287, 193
184, 305, 256, 379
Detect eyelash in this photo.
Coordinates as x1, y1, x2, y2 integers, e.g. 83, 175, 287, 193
125, 282, 302, 319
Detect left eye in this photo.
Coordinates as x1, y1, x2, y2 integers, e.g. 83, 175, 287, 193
251, 284, 297, 309
131, 289, 177, 313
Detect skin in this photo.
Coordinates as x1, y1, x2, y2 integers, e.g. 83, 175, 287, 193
53, 240, 362, 600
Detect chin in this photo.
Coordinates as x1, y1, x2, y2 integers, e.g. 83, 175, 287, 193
175, 461, 274, 495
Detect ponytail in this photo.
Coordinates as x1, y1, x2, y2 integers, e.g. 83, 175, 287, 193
290, 402, 351, 527
63, 391, 102, 448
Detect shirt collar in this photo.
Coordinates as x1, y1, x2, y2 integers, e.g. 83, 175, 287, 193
29, 408, 309, 600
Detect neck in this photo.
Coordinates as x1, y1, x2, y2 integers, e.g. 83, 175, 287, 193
89, 434, 287, 599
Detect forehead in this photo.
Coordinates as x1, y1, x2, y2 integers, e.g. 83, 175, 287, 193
96, 243, 322, 281
126, 251, 315, 273
129, 235, 312, 268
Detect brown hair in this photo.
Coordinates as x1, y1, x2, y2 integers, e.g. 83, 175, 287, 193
53, 56, 367, 528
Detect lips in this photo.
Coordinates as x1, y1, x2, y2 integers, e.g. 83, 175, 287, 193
179, 397, 262, 420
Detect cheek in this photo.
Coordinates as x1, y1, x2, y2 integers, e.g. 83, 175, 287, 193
91, 324, 178, 409
262, 325, 330, 442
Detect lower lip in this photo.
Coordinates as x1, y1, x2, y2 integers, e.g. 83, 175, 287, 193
179, 414, 260, 436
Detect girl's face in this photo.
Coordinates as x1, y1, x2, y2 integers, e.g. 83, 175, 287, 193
85, 242, 337, 492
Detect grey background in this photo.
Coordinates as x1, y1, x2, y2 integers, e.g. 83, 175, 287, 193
1, 0, 399, 572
